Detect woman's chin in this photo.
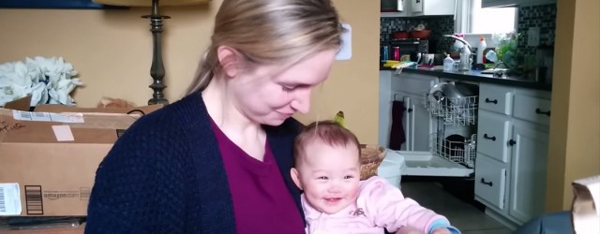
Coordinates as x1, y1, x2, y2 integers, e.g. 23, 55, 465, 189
259, 117, 286, 126
260, 114, 292, 126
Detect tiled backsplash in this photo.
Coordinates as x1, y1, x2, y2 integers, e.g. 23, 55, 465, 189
380, 4, 556, 56
516, 4, 556, 56
380, 16, 455, 53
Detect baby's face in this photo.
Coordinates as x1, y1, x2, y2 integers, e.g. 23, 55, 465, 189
293, 141, 361, 214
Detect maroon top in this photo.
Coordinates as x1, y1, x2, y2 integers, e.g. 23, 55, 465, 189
211, 121, 305, 234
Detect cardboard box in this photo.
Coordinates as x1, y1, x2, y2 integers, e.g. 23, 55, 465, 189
0, 104, 161, 216
3, 95, 32, 111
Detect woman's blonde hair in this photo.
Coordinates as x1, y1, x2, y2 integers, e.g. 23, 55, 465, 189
186, 0, 343, 94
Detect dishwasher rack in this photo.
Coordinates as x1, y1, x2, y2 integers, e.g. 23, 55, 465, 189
424, 88, 479, 169
425, 95, 478, 126
430, 133, 477, 168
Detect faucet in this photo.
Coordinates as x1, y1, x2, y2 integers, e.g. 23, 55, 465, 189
444, 35, 474, 71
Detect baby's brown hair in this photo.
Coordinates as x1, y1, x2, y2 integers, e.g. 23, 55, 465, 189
293, 121, 360, 166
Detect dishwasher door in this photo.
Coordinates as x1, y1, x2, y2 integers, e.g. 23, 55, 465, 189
398, 151, 474, 177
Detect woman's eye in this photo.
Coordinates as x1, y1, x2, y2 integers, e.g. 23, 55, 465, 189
344, 175, 354, 179
281, 85, 295, 92
317, 176, 328, 180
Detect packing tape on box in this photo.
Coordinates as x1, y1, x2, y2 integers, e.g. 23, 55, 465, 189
6, 110, 139, 130
12, 110, 84, 123
52, 125, 75, 142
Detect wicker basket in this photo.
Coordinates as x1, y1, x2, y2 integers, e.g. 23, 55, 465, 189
359, 144, 386, 180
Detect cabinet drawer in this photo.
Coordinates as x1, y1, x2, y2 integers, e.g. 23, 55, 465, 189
479, 84, 514, 115
475, 155, 507, 210
513, 94, 551, 125
391, 73, 436, 95
477, 111, 511, 163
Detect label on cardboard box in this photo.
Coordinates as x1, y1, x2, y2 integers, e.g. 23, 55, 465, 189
0, 183, 22, 216
12, 110, 84, 123
52, 125, 75, 142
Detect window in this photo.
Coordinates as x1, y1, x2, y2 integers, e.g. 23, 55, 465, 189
471, 0, 517, 34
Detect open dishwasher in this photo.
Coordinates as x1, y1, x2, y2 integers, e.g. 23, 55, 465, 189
394, 81, 479, 178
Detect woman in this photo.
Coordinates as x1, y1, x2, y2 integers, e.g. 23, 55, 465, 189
85, 0, 343, 233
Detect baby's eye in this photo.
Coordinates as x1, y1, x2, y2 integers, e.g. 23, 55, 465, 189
344, 175, 354, 179
317, 176, 328, 180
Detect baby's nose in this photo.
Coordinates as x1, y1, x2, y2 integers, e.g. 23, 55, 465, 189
327, 186, 342, 193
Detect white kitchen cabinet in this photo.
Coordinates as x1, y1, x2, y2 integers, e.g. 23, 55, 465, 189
381, 0, 455, 17
410, 0, 456, 16
379, 71, 394, 148
477, 111, 512, 163
475, 154, 507, 210
387, 72, 437, 151
391, 72, 436, 95
513, 94, 551, 125
508, 120, 548, 224
410, 0, 423, 13
384, 91, 435, 152
380, 0, 412, 17
482, 0, 556, 8
407, 93, 432, 151
479, 84, 514, 116
475, 83, 551, 228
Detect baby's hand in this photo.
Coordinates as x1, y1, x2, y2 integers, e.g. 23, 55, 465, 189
431, 228, 452, 234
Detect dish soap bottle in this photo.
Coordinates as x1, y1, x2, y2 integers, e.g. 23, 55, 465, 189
443, 54, 454, 72
476, 35, 487, 64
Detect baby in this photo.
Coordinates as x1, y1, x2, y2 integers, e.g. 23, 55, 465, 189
291, 121, 460, 234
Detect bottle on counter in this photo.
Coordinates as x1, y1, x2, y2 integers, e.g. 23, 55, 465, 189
382, 45, 390, 62
476, 35, 487, 64
443, 54, 454, 72
459, 46, 472, 71
393, 46, 400, 61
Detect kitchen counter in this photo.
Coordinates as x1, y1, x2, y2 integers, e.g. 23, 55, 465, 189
381, 66, 552, 91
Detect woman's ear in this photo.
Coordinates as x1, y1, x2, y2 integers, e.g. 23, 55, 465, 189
291, 168, 303, 190
216, 45, 241, 78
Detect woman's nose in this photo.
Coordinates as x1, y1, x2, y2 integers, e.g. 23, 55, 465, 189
290, 91, 311, 114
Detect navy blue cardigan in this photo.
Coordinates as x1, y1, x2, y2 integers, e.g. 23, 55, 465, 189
85, 92, 304, 233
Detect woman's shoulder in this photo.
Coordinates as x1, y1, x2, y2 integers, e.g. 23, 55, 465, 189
99, 96, 212, 176
109, 94, 214, 162
127, 93, 210, 135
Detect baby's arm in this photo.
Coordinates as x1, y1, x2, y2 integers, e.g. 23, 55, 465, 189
428, 219, 460, 234
358, 177, 460, 234
395, 225, 455, 234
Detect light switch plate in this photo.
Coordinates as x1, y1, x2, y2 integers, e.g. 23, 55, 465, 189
336, 23, 352, 60
527, 27, 540, 47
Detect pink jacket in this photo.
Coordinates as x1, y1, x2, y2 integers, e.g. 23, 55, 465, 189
302, 176, 448, 234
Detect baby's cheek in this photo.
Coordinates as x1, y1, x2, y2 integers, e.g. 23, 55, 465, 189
349, 184, 361, 198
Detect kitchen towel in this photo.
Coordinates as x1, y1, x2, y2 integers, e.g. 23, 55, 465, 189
389, 100, 406, 150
